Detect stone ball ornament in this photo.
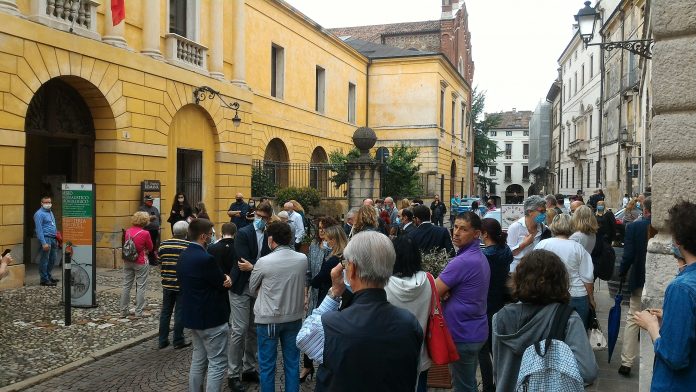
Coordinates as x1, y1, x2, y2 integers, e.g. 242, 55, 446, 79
352, 127, 377, 156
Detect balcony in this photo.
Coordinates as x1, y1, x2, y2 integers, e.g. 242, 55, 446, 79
568, 139, 588, 160
165, 33, 208, 74
522, 177, 530, 183
28, 0, 100, 40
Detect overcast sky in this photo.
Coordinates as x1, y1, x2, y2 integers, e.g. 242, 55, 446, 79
285, 0, 586, 114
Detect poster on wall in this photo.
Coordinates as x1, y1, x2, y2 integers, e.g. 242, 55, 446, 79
62, 183, 97, 308
141, 180, 161, 212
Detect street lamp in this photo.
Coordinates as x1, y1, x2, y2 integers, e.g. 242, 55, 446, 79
193, 86, 242, 128
574, 1, 654, 59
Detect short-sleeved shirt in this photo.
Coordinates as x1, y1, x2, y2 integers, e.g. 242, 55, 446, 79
438, 239, 490, 343
534, 238, 594, 298
506, 217, 544, 273
227, 201, 250, 228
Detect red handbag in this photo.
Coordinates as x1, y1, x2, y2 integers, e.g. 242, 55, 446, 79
425, 272, 460, 365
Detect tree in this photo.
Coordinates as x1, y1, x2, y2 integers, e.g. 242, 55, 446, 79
472, 88, 502, 193
275, 187, 321, 214
328, 148, 360, 188
251, 165, 277, 197
383, 144, 422, 199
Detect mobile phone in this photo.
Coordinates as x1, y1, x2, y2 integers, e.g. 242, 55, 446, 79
2, 249, 10, 257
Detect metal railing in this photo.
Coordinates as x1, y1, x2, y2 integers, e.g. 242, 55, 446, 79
252, 160, 347, 199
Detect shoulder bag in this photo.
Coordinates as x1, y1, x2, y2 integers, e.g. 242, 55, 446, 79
425, 272, 460, 365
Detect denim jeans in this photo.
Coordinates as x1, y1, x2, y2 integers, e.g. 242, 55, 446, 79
571, 295, 590, 330
450, 341, 485, 392
416, 369, 429, 392
39, 237, 57, 283
120, 262, 149, 316
256, 320, 301, 392
189, 322, 229, 392
159, 289, 184, 346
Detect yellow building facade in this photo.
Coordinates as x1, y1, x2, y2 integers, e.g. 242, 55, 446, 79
0, 0, 471, 288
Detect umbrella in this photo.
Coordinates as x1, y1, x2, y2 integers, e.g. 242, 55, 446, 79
607, 278, 625, 363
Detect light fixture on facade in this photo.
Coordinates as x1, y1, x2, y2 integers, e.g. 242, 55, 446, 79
193, 86, 242, 128
574, 1, 654, 59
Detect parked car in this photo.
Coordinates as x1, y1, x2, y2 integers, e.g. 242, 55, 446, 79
459, 197, 487, 215
613, 208, 626, 246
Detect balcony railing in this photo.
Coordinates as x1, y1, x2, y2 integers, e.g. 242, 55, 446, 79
568, 139, 588, 159
165, 33, 208, 74
28, 0, 100, 40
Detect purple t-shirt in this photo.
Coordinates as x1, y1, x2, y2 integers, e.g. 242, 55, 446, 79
438, 240, 491, 343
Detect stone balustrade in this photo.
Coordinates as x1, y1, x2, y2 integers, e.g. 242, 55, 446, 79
28, 0, 100, 40
165, 33, 209, 74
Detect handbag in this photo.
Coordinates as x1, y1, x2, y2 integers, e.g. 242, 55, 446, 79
587, 307, 607, 351
425, 272, 460, 365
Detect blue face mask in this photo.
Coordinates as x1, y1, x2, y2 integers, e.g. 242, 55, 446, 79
597, 206, 605, 212
395, 217, 401, 226
253, 218, 266, 231
535, 213, 547, 225
636, 202, 642, 209
342, 270, 353, 293
672, 243, 684, 260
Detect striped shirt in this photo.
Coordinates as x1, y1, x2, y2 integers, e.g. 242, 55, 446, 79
296, 295, 340, 364
158, 238, 189, 291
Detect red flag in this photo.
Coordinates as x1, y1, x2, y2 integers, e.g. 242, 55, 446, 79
111, 0, 125, 26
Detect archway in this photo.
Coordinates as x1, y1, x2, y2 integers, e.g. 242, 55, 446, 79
310, 146, 328, 197
505, 184, 525, 204
263, 138, 290, 188
24, 78, 96, 264
167, 104, 217, 230
450, 160, 457, 199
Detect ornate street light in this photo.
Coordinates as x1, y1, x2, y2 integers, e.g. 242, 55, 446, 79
193, 86, 242, 128
574, 1, 654, 59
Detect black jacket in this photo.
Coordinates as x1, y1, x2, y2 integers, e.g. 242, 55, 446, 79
177, 243, 230, 330
408, 222, 454, 255
317, 289, 423, 392
620, 217, 651, 291
343, 223, 352, 237
232, 224, 270, 295
207, 238, 237, 277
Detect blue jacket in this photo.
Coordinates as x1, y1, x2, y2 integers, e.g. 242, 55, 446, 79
177, 242, 230, 330
408, 222, 454, 255
34, 207, 57, 246
620, 216, 651, 291
318, 289, 423, 392
233, 223, 271, 295
483, 243, 514, 316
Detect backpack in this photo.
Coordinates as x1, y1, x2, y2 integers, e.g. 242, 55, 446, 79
591, 237, 615, 281
122, 230, 144, 262
515, 304, 584, 392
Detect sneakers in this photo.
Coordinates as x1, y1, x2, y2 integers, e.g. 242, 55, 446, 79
173, 341, 191, 349
40, 281, 57, 287
228, 378, 246, 392
241, 371, 260, 383
618, 365, 631, 376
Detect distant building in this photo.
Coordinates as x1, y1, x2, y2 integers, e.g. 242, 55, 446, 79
486, 109, 533, 204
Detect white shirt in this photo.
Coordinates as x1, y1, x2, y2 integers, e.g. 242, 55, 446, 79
506, 217, 544, 273
288, 211, 305, 244
534, 238, 594, 297
255, 227, 264, 260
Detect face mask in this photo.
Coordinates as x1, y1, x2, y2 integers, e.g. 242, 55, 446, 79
534, 213, 546, 225
636, 202, 641, 209
236, 198, 243, 203
342, 270, 353, 293
253, 218, 266, 231
42, 203, 52, 210
321, 240, 329, 249
672, 243, 684, 260
395, 217, 401, 226
177, 198, 184, 203
597, 206, 605, 212
145, 201, 153, 207
205, 234, 213, 246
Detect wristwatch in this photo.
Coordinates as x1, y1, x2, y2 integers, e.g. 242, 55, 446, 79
327, 287, 342, 301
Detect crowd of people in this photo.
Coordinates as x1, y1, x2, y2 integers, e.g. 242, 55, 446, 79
111, 190, 696, 392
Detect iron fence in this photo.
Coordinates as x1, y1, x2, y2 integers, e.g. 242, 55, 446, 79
252, 160, 347, 199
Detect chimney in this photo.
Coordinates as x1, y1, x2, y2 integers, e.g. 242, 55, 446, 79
451, 0, 460, 13
441, 0, 453, 19
512, 108, 517, 113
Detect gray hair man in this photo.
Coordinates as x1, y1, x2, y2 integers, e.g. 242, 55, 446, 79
283, 202, 305, 251
296, 231, 423, 391
506, 195, 547, 272
344, 208, 358, 237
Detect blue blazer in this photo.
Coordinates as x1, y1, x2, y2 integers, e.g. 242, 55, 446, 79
620, 216, 651, 291
233, 223, 271, 295
177, 242, 230, 330
408, 222, 454, 255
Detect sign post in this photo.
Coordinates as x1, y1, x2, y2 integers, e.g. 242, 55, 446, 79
62, 183, 97, 308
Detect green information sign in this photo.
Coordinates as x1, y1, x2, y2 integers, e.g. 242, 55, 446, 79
62, 184, 96, 308
62, 190, 94, 218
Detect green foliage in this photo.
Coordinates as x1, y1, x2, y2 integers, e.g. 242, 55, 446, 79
383, 144, 422, 199
251, 166, 277, 197
421, 248, 451, 278
328, 148, 361, 188
275, 187, 321, 214
472, 88, 503, 191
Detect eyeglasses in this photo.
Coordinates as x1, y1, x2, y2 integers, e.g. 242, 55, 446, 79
536, 208, 547, 214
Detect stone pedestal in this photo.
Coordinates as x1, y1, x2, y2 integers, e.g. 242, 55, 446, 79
347, 161, 382, 211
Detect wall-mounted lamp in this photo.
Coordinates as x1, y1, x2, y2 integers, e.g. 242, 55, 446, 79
193, 86, 242, 128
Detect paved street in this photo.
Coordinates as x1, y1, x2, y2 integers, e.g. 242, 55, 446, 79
16, 247, 639, 392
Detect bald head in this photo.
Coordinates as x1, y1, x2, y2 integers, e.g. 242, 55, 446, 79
235, 193, 243, 199
363, 198, 374, 206
570, 200, 584, 214
283, 202, 294, 212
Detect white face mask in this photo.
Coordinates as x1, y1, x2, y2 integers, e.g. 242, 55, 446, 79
42, 203, 52, 210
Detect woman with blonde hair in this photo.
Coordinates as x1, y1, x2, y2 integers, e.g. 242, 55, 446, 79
623, 198, 641, 225
570, 205, 598, 253
534, 214, 595, 329
310, 225, 348, 318
121, 211, 154, 318
398, 198, 411, 210
352, 204, 378, 234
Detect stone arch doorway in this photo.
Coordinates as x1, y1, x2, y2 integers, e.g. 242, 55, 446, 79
505, 184, 525, 204
167, 104, 218, 230
310, 146, 328, 197
263, 138, 290, 188
450, 160, 457, 199
23, 77, 97, 264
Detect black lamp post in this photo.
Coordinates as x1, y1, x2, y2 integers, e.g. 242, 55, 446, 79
193, 86, 242, 128
574, 1, 654, 59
